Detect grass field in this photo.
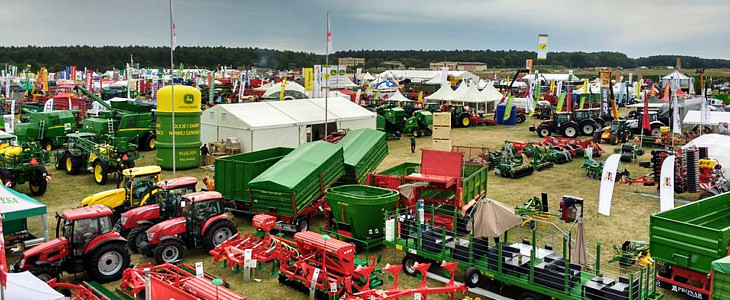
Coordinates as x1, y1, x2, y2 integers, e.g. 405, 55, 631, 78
13, 119, 693, 300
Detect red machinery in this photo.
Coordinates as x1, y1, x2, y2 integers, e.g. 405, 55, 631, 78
451, 145, 490, 167
210, 214, 297, 269
343, 261, 466, 300
120, 262, 246, 300
46, 279, 106, 300
540, 136, 604, 157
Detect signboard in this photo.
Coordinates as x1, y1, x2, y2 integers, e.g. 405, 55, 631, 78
599, 70, 612, 118
322, 65, 349, 89
303, 68, 313, 91
195, 262, 204, 278
525, 59, 533, 71
537, 34, 548, 60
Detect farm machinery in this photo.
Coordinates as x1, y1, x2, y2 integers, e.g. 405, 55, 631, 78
74, 85, 157, 151
139, 191, 237, 264
529, 109, 601, 138
57, 132, 138, 185
120, 262, 246, 300
210, 214, 292, 269
609, 241, 653, 268
595, 119, 633, 145
13, 110, 79, 150
493, 142, 535, 178
581, 154, 604, 179
12, 205, 131, 283
403, 109, 433, 137
0, 132, 51, 195
343, 261, 466, 300
614, 143, 645, 163
521, 144, 554, 171
540, 136, 604, 158
376, 106, 405, 140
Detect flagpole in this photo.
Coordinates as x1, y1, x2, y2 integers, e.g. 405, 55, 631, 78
324, 12, 329, 138
170, 0, 177, 177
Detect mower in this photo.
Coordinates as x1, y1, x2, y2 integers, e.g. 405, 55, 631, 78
545, 146, 573, 165
495, 152, 534, 179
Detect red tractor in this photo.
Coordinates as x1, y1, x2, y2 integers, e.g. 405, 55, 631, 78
117, 177, 198, 253
140, 191, 237, 264
13, 205, 131, 283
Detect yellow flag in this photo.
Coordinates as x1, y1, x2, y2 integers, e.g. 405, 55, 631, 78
279, 79, 287, 101
417, 91, 423, 103
549, 79, 556, 95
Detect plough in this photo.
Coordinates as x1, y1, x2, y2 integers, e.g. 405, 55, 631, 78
120, 262, 246, 300
210, 214, 297, 270
540, 136, 604, 158
342, 261, 466, 300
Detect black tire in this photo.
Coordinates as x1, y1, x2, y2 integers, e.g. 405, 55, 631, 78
154, 239, 185, 264
536, 125, 551, 138
699, 190, 717, 200
55, 153, 65, 170
515, 114, 526, 124
519, 291, 543, 300
65, 154, 83, 175
580, 121, 597, 136
202, 219, 237, 250
402, 254, 420, 277
139, 133, 156, 151
561, 123, 579, 138
41, 139, 53, 151
93, 159, 109, 185
30, 267, 57, 282
29, 171, 48, 196
464, 267, 482, 288
460, 115, 471, 127
125, 159, 136, 169
651, 126, 661, 137
85, 242, 130, 283
127, 225, 151, 254
425, 128, 432, 136
593, 131, 601, 143
296, 217, 310, 233
610, 135, 620, 145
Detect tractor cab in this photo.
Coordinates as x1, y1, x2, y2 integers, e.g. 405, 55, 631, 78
534, 101, 552, 120
120, 166, 162, 207
57, 205, 116, 256
181, 191, 226, 236
554, 112, 572, 125
0, 131, 20, 155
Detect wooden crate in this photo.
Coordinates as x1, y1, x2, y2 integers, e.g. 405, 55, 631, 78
432, 139, 452, 151
433, 112, 452, 127
432, 126, 451, 140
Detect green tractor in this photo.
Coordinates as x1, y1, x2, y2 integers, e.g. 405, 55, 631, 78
14, 110, 79, 151
403, 110, 433, 138
0, 131, 51, 196
376, 107, 405, 140
74, 86, 157, 151
56, 133, 138, 185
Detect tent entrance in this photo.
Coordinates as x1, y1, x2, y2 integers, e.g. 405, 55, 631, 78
309, 122, 337, 142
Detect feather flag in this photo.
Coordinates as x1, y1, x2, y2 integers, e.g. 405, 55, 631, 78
549, 79, 556, 95
598, 154, 622, 216
170, 0, 178, 50
642, 91, 651, 131
555, 92, 566, 113
326, 13, 333, 54
0, 205, 7, 288
503, 94, 515, 121
659, 155, 676, 212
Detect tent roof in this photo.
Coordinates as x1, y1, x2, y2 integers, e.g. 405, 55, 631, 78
522, 73, 581, 82
684, 134, 730, 177
480, 81, 504, 102
210, 102, 298, 130
424, 84, 456, 101
263, 81, 306, 95
5, 272, 64, 300
268, 100, 338, 125
662, 70, 691, 80
0, 185, 46, 222
386, 90, 414, 102
454, 82, 484, 103
627, 102, 665, 109
308, 97, 376, 121
377, 70, 479, 82
683, 110, 730, 125
362, 72, 375, 81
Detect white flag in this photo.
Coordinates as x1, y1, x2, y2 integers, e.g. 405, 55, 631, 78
701, 97, 711, 125
598, 154, 622, 216
659, 155, 676, 212
326, 13, 333, 53
170, 0, 178, 50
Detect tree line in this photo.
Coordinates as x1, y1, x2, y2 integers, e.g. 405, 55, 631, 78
0, 46, 728, 72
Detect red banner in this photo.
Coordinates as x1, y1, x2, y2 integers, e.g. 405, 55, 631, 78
150, 276, 196, 300
70, 66, 77, 80
85, 70, 94, 91
0, 205, 7, 287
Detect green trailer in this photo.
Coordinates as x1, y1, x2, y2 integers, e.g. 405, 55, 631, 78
249, 141, 345, 232
651, 191, 730, 300
337, 128, 388, 185
214, 147, 293, 212
14, 110, 79, 151
324, 185, 398, 248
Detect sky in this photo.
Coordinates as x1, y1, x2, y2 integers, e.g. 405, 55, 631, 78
2, 0, 729, 59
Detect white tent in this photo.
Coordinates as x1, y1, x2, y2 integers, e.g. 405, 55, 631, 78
385, 90, 414, 102
454, 82, 483, 103
262, 81, 308, 99
424, 84, 456, 102
362, 72, 375, 81
684, 134, 730, 177
683, 110, 730, 126
309, 98, 377, 130
378, 70, 479, 83
662, 70, 695, 94
522, 73, 581, 82
5, 272, 64, 300
480, 81, 504, 102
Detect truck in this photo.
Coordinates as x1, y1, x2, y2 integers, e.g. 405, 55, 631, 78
650, 191, 730, 300
214, 147, 294, 212
14, 110, 79, 150
248, 141, 345, 232
74, 85, 157, 151
337, 128, 388, 185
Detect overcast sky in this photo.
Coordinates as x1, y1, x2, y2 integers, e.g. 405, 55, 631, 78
3, 0, 729, 59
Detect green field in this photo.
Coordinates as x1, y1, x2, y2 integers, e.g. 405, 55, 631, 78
14, 119, 691, 300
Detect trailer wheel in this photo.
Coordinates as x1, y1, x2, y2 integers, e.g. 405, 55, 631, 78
86, 242, 130, 283
460, 115, 471, 127
402, 254, 420, 277
28, 171, 48, 196
154, 239, 185, 264
464, 267, 482, 288
519, 291, 543, 300
296, 218, 310, 233
515, 114, 526, 124
126, 225, 151, 253
93, 159, 109, 185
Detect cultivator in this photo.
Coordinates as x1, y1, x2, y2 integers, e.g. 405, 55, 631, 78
581, 154, 604, 179
46, 279, 121, 300
540, 136, 604, 158
210, 214, 296, 269
493, 143, 534, 179
120, 262, 246, 300
522, 144, 554, 171
343, 261, 466, 300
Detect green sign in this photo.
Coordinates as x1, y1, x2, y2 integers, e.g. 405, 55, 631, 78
184, 94, 194, 104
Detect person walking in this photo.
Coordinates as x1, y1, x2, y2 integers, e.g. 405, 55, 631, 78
410, 135, 416, 153
200, 144, 209, 166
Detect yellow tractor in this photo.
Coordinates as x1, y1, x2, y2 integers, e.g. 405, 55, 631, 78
80, 166, 163, 216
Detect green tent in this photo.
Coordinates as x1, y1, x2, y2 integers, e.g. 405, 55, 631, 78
0, 184, 48, 242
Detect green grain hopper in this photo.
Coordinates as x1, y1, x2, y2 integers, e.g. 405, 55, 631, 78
214, 147, 293, 212
248, 141, 345, 231
325, 185, 398, 248
338, 128, 388, 185
14, 110, 78, 150
651, 191, 730, 299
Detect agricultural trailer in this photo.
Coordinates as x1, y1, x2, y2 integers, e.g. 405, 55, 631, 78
337, 128, 388, 185
324, 185, 399, 249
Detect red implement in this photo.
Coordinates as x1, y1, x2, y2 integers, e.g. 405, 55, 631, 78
120, 263, 246, 300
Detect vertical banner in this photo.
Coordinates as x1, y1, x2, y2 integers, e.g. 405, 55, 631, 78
355, 89, 362, 105
659, 155, 676, 212
279, 78, 287, 101
440, 67, 449, 86
238, 71, 246, 101
355, 67, 362, 84
598, 154, 622, 216
85, 70, 94, 91
70, 66, 77, 80
313, 65, 321, 98
537, 34, 548, 60
599, 70, 612, 119
672, 80, 681, 134
304, 68, 313, 92
531, 70, 540, 116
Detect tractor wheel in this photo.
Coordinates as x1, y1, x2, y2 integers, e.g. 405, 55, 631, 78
402, 254, 420, 277
30, 267, 58, 282
154, 239, 185, 264
65, 154, 83, 175
519, 291, 543, 300
86, 242, 130, 283
464, 267, 482, 288
41, 139, 53, 151
93, 159, 109, 185
610, 135, 620, 145
412, 129, 420, 138
125, 159, 136, 169
651, 126, 661, 137
127, 225, 152, 254
139, 133, 156, 151
460, 115, 471, 127
425, 128, 432, 136
515, 114, 526, 124
580, 121, 597, 136
28, 171, 48, 196
202, 219, 237, 250
536, 125, 551, 138
55, 153, 65, 170
561, 123, 579, 138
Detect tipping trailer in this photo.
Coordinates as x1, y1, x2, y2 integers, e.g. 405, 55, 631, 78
650, 191, 730, 300
324, 185, 399, 249
248, 141, 345, 232
214, 147, 293, 212
337, 128, 388, 185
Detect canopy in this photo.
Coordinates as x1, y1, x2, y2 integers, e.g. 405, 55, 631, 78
424, 84, 456, 102
662, 70, 691, 80
454, 82, 483, 103
386, 90, 414, 102
468, 197, 522, 238
0, 185, 46, 222
522, 73, 581, 82
5, 272, 64, 300
684, 134, 730, 177
262, 81, 307, 99
374, 80, 399, 90
362, 72, 375, 81
683, 111, 730, 126
480, 81, 504, 102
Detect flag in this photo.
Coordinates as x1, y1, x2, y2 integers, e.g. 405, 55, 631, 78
642, 91, 651, 131
417, 91, 423, 103
701, 97, 711, 125
503, 95, 515, 121
550, 79, 556, 95
0, 205, 7, 288
672, 83, 681, 134
326, 13, 333, 53
279, 78, 287, 101
555, 92, 566, 113
170, 0, 178, 50
537, 34, 548, 60
598, 154, 622, 216
659, 155, 676, 212
530, 71, 540, 117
